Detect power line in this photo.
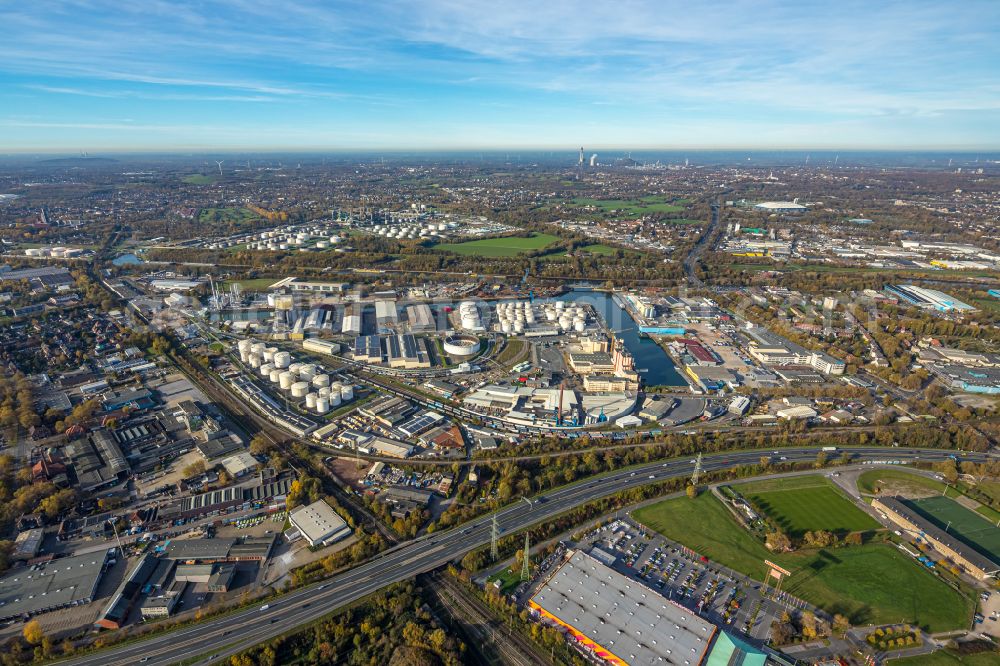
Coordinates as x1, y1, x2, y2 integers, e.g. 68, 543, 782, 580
520, 531, 530, 581
490, 513, 499, 561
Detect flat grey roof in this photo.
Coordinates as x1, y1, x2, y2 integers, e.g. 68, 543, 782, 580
530, 550, 717, 666
289, 500, 350, 544
164, 538, 236, 561
0, 551, 108, 620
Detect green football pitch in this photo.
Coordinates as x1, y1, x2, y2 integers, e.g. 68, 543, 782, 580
738, 475, 880, 538
907, 496, 1000, 560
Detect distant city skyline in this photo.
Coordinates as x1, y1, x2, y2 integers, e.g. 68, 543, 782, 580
1, 1, 998, 152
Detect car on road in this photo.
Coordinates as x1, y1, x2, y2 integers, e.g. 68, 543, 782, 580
259, 604, 270, 611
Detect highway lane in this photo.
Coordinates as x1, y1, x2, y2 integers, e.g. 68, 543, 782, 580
61, 446, 991, 666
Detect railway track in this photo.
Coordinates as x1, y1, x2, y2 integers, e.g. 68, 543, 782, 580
425, 571, 551, 666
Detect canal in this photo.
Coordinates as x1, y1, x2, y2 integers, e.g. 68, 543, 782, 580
557, 290, 686, 387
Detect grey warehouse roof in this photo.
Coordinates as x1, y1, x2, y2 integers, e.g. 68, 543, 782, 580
530, 550, 717, 666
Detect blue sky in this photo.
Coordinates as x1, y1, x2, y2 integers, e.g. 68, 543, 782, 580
1, 0, 998, 151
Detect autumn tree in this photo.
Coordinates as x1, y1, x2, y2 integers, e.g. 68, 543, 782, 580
23, 619, 44, 645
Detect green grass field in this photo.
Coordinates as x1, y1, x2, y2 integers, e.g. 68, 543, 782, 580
737, 476, 879, 538
197, 207, 259, 224
633, 492, 972, 631
182, 174, 219, 185
857, 469, 1000, 523
906, 496, 1000, 559
578, 244, 622, 255
893, 649, 1000, 666
432, 233, 560, 257
222, 277, 278, 290
487, 568, 523, 595
856, 469, 951, 497
571, 196, 685, 215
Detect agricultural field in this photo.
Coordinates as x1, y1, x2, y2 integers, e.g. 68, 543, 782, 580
571, 195, 685, 215
633, 491, 972, 631
906, 496, 1000, 559
432, 233, 560, 257
737, 475, 879, 538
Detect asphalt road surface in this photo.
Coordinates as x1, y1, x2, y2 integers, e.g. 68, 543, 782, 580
62, 446, 991, 666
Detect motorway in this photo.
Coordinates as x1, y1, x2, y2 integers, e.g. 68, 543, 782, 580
61, 445, 992, 666
683, 200, 721, 288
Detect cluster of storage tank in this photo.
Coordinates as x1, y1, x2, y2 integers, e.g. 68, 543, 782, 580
458, 301, 483, 330
236, 339, 353, 414
369, 220, 456, 240
24, 246, 85, 257
495, 300, 588, 334
203, 240, 242, 250
243, 226, 342, 251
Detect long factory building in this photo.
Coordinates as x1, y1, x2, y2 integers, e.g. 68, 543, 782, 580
529, 549, 767, 666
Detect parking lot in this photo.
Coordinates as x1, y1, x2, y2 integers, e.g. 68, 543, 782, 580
573, 518, 815, 642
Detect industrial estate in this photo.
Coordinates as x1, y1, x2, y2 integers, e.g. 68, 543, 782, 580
0, 144, 999, 666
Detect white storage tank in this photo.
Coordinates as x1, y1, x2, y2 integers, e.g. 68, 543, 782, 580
288, 362, 304, 374
259, 362, 275, 377
279, 371, 296, 390
273, 351, 291, 369
329, 392, 342, 407
574, 319, 586, 333
269, 369, 282, 384
248, 354, 263, 368
305, 393, 318, 410
315, 398, 330, 414
318, 387, 331, 398
340, 383, 354, 401
250, 342, 267, 355
290, 382, 309, 398
312, 374, 330, 388
237, 339, 253, 359
298, 364, 316, 381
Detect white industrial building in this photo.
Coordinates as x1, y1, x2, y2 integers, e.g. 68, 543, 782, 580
406, 303, 435, 331
342, 314, 362, 336
375, 300, 398, 327
754, 201, 808, 212
288, 500, 353, 547
220, 451, 259, 477
303, 338, 341, 356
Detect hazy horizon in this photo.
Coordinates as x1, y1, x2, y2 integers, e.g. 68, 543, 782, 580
2, 1, 998, 151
